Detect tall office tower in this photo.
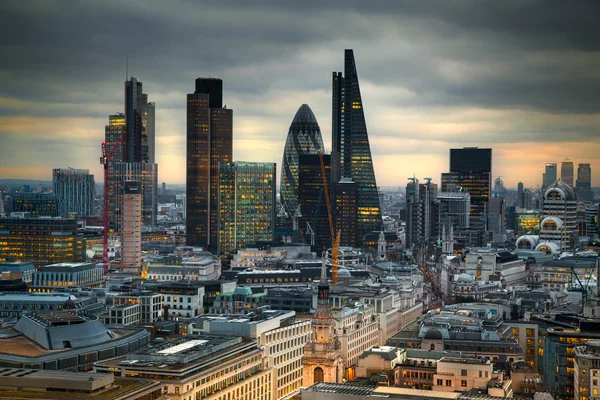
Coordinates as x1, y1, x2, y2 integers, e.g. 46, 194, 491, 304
280, 104, 324, 216
0, 216, 85, 268
52, 168, 95, 216
107, 162, 157, 231
297, 154, 332, 252
538, 179, 578, 252
217, 162, 276, 258
124, 77, 145, 163
11, 193, 59, 217
120, 181, 142, 273
303, 258, 344, 385
517, 182, 524, 207
577, 163, 592, 191
186, 78, 233, 249
0, 192, 5, 218
441, 147, 492, 231
561, 158, 574, 186
405, 178, 438, 247
487, 196, 507, 236
335, 178, 358, 247
437, 191, 471, 230
542, 163, 558, 188
331, 49, 382, 246
105, 113, 125, 163
142, 98, 156, 163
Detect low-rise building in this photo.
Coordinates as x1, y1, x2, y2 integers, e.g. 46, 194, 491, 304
210, 286, 265, 314
30, 262, 104, 292
575, 339, 600, 400
432, 357, 493, 393
0, 262, 36, 284
0, 292, 81, 318
264, 286, 315, 313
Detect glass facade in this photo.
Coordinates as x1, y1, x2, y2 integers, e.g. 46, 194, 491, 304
0, 217, 85, 268
561, 159, 574, 187
297, 154, 331, 252
577, 163, 591, 191
331, 49, 382, 245
104, 113, 125, 164
186, 78, 233, 250
217, 162, 276, 258
11, 193, 59, 217
52, 168, 95, 216
280, 104, 324, 216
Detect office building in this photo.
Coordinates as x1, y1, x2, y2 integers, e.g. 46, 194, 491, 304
517, 182, 524, 207
561, 158, 574, 186
281, 104, 324, 217
142, 98, 156, 163
11, 193, 59, 217
210, 286, 265, 314
107, 162, 157, 231
437, 191, 471, 230
124, 76, 155, 164
0, 292, 81, 318
104, 113, 125, 166
30, 262, 104, 291
186, 77, 233, 250
331, 49, 382, 245
441, 148, 492, 231
537, 179, 578, 252
542, 163, 558, 189
574, 340, 600, 400
52, 168, 95, 216
0, 215, 85, 268
0, 369, 161, 400
577, 163, 592, 191
298, 153, 332, 251
487, 196, 506, 236
406, 178, 437, 247
121, 181, 142, 273
334, 178, 358, 247
217, 162, 276, 258
95, 334, 272, 400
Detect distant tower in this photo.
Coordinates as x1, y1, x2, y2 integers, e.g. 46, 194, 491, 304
517, 182, 524, 208
442, 223, 454, 255
0, 192, 5, 218
121, 181, 142, 274
303, 257, 344, 385
561, 158, 574, 186
377, 230, 386, 261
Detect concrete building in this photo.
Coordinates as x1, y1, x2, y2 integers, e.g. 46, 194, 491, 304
264, 286, 315, 313
210, 286, 265, 314
537, 179, 578, 252
438, 191, 471, 230
574, 339, 600, 400
11, 193, 59, 217
193, 309, 312, 399
0, 311, 149, 371
0, 292, 81, 318
0, 261, 36, 284
107, 291, 163, 323
0, 368, 161, 400
52, 168, 95, 216
355, 345, 403, 379
95, 334, 271, 400
121, 180, 142, 273
432, 357, 493, 393
30, 262, 104, 291
562, 159, 575, 186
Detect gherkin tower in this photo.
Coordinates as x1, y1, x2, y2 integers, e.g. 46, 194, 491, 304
280, 104, 324, 216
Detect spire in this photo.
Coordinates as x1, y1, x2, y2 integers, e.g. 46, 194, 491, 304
320, 255, 328, 284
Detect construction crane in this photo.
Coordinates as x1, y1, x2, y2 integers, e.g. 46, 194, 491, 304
100, 136, 125, 275
318, 150, 341, 286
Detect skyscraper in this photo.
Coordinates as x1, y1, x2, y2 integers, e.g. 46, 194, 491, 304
52, 168, 95, 216
542, 163, 558, 188
217, 162, 276, 258
120, 181, 142, 273
280, 104, 324, 216
441, 147, 492, 230
405, 178, 438, 247
186, 78, 233, 249
577, 163, 591, 191
124, 77, 144, 163
561, 158, 574, 186
517, 182, 524, 208
331, 49, 382, 246
104, 113, 125, 163
297, 154, 331, 251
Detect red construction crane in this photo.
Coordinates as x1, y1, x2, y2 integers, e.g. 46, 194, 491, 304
100, 137, 124, 275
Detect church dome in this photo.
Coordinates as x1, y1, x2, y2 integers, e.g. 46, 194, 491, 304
424, 328, 443, 340
457, 273, 474, 283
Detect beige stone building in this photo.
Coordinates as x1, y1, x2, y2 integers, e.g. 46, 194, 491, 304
432, 357, 493, 392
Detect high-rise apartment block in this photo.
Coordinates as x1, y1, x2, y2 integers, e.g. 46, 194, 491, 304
281, 104, 324, 217
0, 215, 85, 268
298, 154, 332, 251
11, 193, 59, 217
442, 147, 492, 231
52, 168, 95, 216
186, 78, 233, 250
331, 50, 382, 246
120, 181, 142, 273
217, 162, 276, 258
561, 158, 574, 186
542, 162, 558, 188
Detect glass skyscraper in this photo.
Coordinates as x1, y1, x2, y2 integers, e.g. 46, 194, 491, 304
280, 104, 324, 216
331, 49, 382, 246
561, 158, 574, 186
217, 162, 276, 258
52, 168, 95, 216
186, 78, 233, 249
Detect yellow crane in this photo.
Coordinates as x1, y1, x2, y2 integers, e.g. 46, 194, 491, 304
319, 151, 341, 285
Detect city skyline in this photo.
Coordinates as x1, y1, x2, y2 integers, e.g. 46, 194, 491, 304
1, 1, 600, 189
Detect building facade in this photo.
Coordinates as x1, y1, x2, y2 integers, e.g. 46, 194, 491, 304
280, 104, 324, 217
120, 181, 142, 273
52, 168, 95, 217
11, 193, 59, 217
186, 78, 233, 250
31, 262, 104, 290
331, 49, 382, 245
543, 163, 558, 189
561, 159, 574, 186
0, 216, 85, 268
217, 162, 276, 258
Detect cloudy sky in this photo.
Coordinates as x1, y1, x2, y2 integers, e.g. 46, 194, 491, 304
1, 0, 599, 189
